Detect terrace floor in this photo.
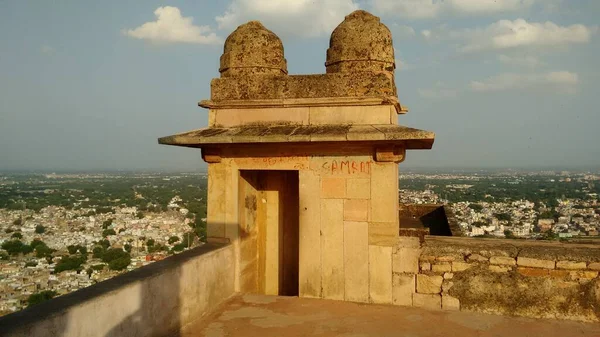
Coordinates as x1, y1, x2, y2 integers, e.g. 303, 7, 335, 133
181, 295, 600, 337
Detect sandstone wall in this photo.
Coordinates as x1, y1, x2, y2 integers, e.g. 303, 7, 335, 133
0, 244, 236, 337
392, 236, 600, 322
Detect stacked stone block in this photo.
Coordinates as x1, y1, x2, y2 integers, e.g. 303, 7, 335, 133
390, 236, 600, 322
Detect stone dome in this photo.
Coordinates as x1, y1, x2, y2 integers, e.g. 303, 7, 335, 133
219, 21, 288, 77
325, 10, 395, 73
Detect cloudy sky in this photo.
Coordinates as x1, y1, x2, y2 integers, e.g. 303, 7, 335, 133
0, 1, 598, 171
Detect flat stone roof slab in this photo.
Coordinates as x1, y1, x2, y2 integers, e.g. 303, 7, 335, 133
181, 295, 600, 337
159, 124, 434, 150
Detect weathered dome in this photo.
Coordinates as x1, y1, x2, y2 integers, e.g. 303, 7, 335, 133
220, 21, 287, 77
326, 10, 395, 73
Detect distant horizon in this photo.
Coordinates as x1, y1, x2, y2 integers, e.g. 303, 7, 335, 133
2, 165, 599, 175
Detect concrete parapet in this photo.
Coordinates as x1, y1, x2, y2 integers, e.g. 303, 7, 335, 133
0, 244, 236, 337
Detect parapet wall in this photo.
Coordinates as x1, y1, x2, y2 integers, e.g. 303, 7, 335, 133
0, 243, 235, 337
392, 236, 600, 322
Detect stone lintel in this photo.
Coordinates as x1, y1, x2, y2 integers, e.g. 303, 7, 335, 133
200, 96, 406, 114
209, 73, 398, 106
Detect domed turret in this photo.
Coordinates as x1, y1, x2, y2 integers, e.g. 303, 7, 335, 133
219, 21, 287, 77
326, 10, 395, 74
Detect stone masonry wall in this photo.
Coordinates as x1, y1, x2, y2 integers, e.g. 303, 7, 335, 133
392, 236, 600, 322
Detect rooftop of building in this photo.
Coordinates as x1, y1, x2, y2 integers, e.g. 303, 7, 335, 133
180, 294, 600, 337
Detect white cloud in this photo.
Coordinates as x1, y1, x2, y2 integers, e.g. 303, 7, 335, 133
421, 19, 596, 53
497, 54, 543, 68
370, 0, 535, 19
470, 71, 578, 94
461, 19, 595, 53
40, 45, 55, 55
215, 0, 359, 38
418, 82, 459, 99
123, 7, 221, 45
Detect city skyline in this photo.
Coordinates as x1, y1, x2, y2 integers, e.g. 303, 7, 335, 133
1, 1, 599, 171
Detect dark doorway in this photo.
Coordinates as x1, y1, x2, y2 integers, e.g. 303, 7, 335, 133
239, 170, 299, 296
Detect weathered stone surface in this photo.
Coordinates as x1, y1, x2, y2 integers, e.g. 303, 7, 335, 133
343, 199, 369, 221
393, 247, 420, 274
557, 261, 587, 270
432, 263, 452, 273
442, 295, 460, 311
442, 280, 454, 293
220, 21, 287, 77
490, 256, 516, 266
436, 256, 456, 262
568, 271, 598, 282
421, 237, 519, 259
549, 270, 570, 278
467, 254, 489, 262
489, 265, 511, 273
452, 262, 472, 272
416, 274, 443, 294
517, 268, 549, 277
449, 264, 600, 322
413, 293, 441, 310
346, 178, 370, 199
210, 72, 397, 102
321, 199, 344, 300
420, 255, 437, 262
326, 10, 395, 74
369, 245, 393, 304
344, 221, 369, 303
444, 273, 454, 280
397, 236, 420, 249
589, 262, 600, 271
420, 262, 431, 271
369, 222, 398, 247
517, 257, 555, 270
321, 177, 346, 199
392, 274, 415, 306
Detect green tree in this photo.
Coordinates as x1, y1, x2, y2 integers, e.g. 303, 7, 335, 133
494, 213, 511, 221
102, 229, 116, 237
92, 246, 105, 259
108, 256, 131, 270
124, 244, 132, 253
172, 243, 185, 252
102, 218, 113, 229
91, 264, 105, 271
1, 240, 32, 255
11, 232, 22, 239
54, 255, 86, 273
468, 204, 483, 212
168, 236, 180, 244
27, 290, 58, 307
35, 225, 46, 234
101, 248, 129, 264
13, 218, 22, 226
146, 238, 155, 247
67, 245, 78, 254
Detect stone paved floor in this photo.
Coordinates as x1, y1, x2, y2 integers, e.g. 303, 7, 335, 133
182, 295, 600, 337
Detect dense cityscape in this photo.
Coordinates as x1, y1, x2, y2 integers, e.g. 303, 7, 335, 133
1, 169, 599, 316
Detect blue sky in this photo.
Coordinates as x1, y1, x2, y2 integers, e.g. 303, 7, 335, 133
0, 1, 598, 171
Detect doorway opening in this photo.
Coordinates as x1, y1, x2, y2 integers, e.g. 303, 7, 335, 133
239, 170, 299, 296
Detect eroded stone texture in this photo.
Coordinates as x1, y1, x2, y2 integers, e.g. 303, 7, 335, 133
449, 265, 600, 322
220, 21, 287, 77
326, 10, 395, 74
416, 274, 443, 294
